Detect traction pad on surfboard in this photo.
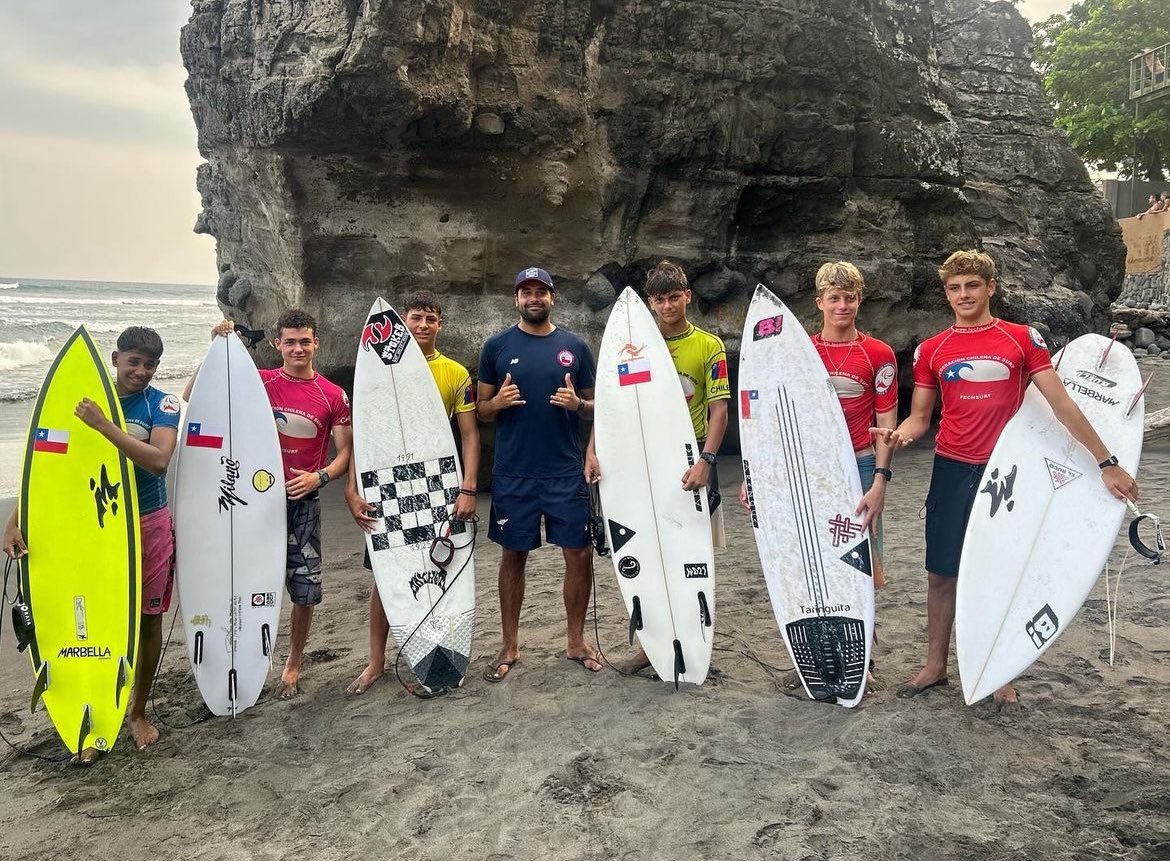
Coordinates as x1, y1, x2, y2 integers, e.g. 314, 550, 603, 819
785, 616, 867, 701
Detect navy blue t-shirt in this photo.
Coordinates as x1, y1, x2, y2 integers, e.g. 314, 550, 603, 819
478, 325, 596, 478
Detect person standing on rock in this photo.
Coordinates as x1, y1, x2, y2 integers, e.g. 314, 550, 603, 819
871, 249, 1138, 710
190, 311, 352, 699
477, 267, 601, 682
584, 259, 730, 677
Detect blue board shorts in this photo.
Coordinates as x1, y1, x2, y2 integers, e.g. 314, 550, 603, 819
924, 454, 987, 578
488, 474, 590, 551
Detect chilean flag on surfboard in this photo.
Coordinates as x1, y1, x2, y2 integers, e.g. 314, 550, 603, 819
33, 427, 69, 454
618, 358, 652, 386
186, 421, 224, 449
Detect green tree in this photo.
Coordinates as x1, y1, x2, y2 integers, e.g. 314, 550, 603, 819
1034, 0, 1170, 180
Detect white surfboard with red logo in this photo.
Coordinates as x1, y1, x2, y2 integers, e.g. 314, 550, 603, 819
175, 333, 286, 716
352, 298, 474, 693
594, 287, 715, 687
956, 333, 1145, 704
737, 285, 874, 707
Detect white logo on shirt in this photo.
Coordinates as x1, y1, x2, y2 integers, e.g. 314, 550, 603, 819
509, 358, 520, 365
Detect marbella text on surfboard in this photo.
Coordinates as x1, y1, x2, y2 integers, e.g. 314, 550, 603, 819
2, 262, 1156, 761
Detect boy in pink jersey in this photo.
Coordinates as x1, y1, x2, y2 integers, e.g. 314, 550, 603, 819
873, 250, 1138, 710
198, 310, 352, 699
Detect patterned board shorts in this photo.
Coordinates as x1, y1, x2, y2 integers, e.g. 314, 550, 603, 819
286, 495, 323, 605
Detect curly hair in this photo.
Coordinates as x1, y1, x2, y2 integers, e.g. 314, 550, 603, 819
403, 290, 442, 316
275, 308, 318, 338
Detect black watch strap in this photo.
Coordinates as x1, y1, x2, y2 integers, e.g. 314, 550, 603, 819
317, 469, 330, 485
1098, 455, 1119, 470
699, 451, 717, 466
873, 467, 893, 481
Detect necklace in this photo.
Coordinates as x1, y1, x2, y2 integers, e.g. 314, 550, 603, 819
816, 333, 860, 376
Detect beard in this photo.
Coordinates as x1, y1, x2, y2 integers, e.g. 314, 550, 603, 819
519, 304, 551, 325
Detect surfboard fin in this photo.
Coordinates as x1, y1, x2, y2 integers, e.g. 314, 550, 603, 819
227, 669, 238, 714
628, 596, 643, 646
30, 661, 49, 713
115, 656, 131, 708
672, 639, 685, 691
193, 631, 204, 665
697, 591, 712, 628
76, 703, 92, 756
261, 623, 272, 657
1097, 334, 1118, 370
1126, 373, 1153, 418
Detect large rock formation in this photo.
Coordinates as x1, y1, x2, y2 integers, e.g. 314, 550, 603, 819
181, 0, 1124, 387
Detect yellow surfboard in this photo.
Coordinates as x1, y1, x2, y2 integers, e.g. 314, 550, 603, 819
17, 326, 140, 755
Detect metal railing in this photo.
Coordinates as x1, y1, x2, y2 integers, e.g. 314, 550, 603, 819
1130, 43, 1170, 100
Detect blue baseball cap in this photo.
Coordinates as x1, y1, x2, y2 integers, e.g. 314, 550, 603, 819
513, 266, 555, 292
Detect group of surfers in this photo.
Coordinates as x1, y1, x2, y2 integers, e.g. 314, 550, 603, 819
1, 249, 1140, 764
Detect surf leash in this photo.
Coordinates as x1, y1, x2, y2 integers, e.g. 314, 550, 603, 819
0, 556, 70, 763
1126, 500, 1165, 564
149, 607, 214, 731
392, 515, 478, 699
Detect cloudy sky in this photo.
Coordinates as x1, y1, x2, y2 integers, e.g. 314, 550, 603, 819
0, 2, 1072, 286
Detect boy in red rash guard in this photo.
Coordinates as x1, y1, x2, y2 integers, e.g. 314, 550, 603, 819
873, 250, 1138, 710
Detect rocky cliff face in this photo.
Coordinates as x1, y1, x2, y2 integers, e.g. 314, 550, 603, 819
181, 0, 1124, 385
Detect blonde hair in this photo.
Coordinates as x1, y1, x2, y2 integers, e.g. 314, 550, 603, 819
815, 261, 864, 297
938, 250, 996, 284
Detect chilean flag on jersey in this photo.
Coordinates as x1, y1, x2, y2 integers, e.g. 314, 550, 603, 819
618, 358, 652, 386
186, 421, 224, 449
711, 359, 728, 381
33, 427, 69, 454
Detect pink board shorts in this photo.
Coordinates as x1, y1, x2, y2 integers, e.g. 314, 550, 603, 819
140, 506, 175, 615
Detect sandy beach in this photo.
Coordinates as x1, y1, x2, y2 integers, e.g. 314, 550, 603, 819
0, 366, 1168, 861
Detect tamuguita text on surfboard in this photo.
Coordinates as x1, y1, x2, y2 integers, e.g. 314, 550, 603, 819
800, 604, 851, 615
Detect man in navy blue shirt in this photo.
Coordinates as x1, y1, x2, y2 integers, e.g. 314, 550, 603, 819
477, 267, 601, 682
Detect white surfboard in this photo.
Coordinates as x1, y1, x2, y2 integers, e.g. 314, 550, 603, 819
738, 285, 874, 707
353, 298, 474, 692
174, 334, 286, 716
594, 287, 715, 687
955, 333, 1145, 704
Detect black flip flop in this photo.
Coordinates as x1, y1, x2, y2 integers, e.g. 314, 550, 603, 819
483, 658, 517, 683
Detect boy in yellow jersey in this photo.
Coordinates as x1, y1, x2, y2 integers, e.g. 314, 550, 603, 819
344, 290, 480, 694
585, 260, 730, 676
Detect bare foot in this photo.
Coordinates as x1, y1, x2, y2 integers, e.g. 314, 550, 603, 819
74, 747, 100, 767
992, 683, 1019, 714
895, 666, 949, 699
277, 666, 300, 699
618, 652, 653, 675
346, 663, 384, 696
127, 715, 160, 750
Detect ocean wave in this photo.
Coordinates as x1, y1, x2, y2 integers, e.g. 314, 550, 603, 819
0, 282, 19, 289
2, 295, 215, 308
0, 340, 55, 372
0, 359, 204, 404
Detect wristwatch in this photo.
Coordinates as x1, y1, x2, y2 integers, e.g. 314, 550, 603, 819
576, 399, 586, 413
873, 467, 893, 482
1098, 455, 1119, 470
699, 451, 717, 466
317, 469, 331, 486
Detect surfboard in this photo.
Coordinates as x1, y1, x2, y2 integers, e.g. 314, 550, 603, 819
353, 298, 475, 693
174, 333, 286, 716
594, 287, 715, 687
955, 333, 1145, 704
737, 285, 874, 707
17, 326, 140, 754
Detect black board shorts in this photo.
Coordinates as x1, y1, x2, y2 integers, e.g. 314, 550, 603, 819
287, 494, 323, 605
924, 454, 987, 578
